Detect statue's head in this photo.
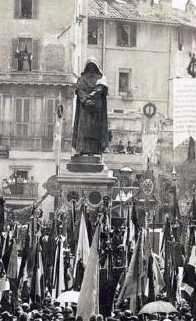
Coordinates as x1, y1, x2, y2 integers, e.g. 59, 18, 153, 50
84, 57, 102, 76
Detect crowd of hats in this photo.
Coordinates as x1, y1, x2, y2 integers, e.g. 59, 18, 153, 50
0, 293, 193, 321
0, 294, 77, 321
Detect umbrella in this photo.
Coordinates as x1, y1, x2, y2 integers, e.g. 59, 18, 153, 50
56, 290, 79, 304
120, 167, 133, 173
139, 301, 177, 315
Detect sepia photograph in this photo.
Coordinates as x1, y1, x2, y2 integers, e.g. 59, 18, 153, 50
0, 0, 196, 321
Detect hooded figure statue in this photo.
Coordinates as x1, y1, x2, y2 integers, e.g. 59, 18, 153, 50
72, 58, 109, 155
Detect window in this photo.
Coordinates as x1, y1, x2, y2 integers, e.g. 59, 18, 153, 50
43, 98, 59, 138
21, 0, 32, 18
14, 0, 38, 19
113, 109, 124, 114
15, 97, 30, 137
119, 72, 129, 93
42, 98, 60, 149
88, 19, 99, 45
117, 22, 137, 47
15, 170, 28, 182
12, 38, 40, 71
47, 99, 55, 138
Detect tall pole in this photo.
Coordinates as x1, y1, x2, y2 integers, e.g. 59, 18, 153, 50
54, 90, 63, 210
152, 208, 155, 252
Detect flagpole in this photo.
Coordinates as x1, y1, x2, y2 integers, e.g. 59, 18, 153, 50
54, 90, 63, 210
152, 208, 155, 252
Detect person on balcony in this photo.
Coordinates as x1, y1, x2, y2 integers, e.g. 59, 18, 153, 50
15, 45, 33, 72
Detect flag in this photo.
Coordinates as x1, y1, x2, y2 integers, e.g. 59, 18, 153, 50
182, 244, 196, 316
173, 78, 196, 149
100, 249, 115, 318
183, 245, 196, 288
7, 239, 18, 280
161, 216, 173, 300
17, 225, 30, 288
2, 231, 11, 273
131, 202, 139, 242
0, 198, 5, 233
188, 136, 195, 161
74, 214, 90, 290
142, 133, 158, 169
84, 209, 94, 246
77, 224, 100, 320
69, 201, 76, 253
53, 100, 63, 168
117, 230, 144, 313
46, 219, 57, 293
152, 252, 165, 298
144, 254, 155, 302
52, 236, 65, 298
30, 239, 45, 304
123, 204, 135, 266
172, 190, 181, 225
192, 195, 196, 221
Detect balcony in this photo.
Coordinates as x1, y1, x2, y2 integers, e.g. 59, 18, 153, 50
0, 71, 76, 86
2, 180, 38, 200
0, 121, 71, 152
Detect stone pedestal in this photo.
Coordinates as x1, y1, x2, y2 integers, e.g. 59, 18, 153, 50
45, 155, 116, 209
67, 155, 104, 173
58, 164, 116, 209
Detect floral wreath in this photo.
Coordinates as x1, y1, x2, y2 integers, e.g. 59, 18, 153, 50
143, 103, 156, 118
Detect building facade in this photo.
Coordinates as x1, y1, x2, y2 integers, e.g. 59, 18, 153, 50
86, 0, 196, 173
0, 0, 80, 218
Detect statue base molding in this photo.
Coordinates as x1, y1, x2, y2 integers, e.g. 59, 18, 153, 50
66, 154, 104, 173
45, 157, 116, 209
57, 165, 116, 208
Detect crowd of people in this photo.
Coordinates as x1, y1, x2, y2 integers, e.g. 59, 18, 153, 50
0, 290, 194, 321
104, 140, 143, 154
0, 188, 195, 321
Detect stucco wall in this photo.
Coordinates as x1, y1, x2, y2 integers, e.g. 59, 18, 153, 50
0, 0, 74, 73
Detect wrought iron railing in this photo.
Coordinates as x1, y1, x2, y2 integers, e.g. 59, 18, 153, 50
2, 181, 38, 199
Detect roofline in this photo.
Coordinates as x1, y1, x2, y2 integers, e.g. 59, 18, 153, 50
88, 15, 196, 29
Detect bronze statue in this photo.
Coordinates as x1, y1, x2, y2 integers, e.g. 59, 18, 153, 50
72, 58, 109, 155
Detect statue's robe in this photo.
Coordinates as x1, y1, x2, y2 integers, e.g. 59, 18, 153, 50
72, 65, 109, 155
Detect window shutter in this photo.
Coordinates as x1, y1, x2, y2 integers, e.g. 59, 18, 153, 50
12, 39, 18, 70
14, 0, 21, 18
47, 99, 54, 123
116, 23, 120, 46
32, 39, 40, 71
16, 98, 22, 122
178, 28, 183, 51
32, 0, 38, 18
24, 99, 30, 122
130, 23, 137, 48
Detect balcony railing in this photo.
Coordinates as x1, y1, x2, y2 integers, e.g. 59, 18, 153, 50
0, 121, 71, 152
2, 181, 38, 199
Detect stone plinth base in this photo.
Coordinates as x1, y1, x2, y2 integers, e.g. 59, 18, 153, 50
57, 165, 116, 208
66, 155, 104, 173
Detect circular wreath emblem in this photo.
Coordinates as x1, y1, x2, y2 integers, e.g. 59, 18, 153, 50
143, 103, 156, 118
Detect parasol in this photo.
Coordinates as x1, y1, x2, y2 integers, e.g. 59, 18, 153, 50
56, 290, 79, 304
139, 301, 177, 315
